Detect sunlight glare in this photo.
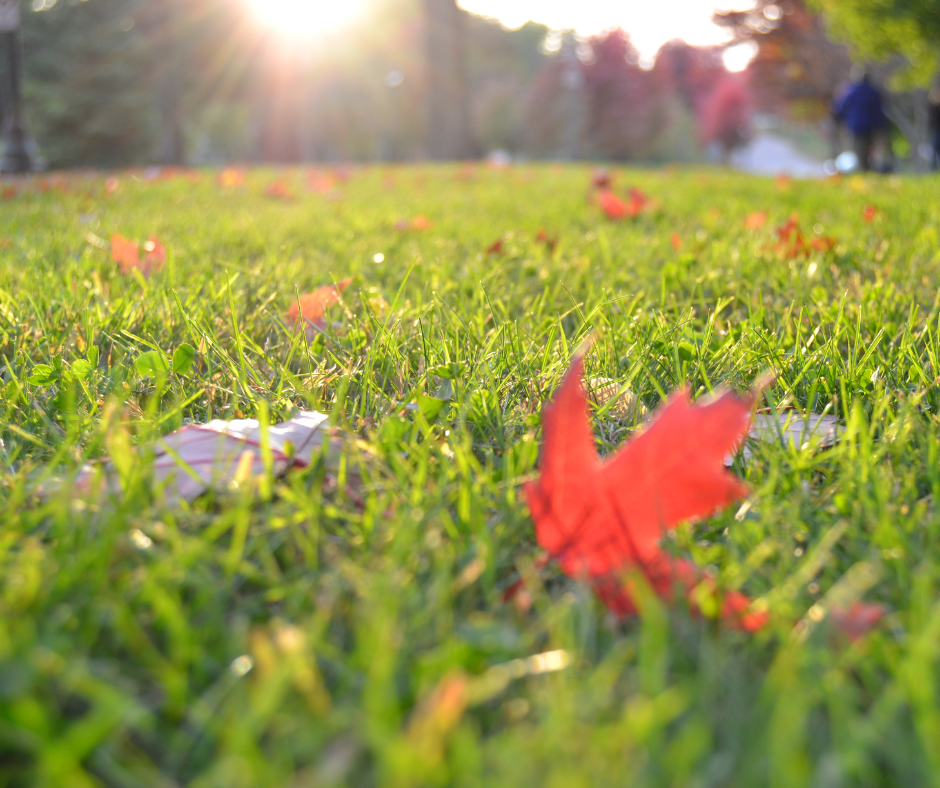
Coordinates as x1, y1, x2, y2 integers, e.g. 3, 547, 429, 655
723, 41, 758, 72
244, 0, 366, 39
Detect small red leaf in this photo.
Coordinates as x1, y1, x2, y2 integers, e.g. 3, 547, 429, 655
288, 278, 353, 328
775, 215, 807, 258
111, 234, 140, 274
307, 171, 335, 193
626, 187, 648, 216
598, 190, 628, 220
830, 602, 885, 641
265, 180, 294, 200
218, 168, 245, 188
745, 211, 767, 229
486, 238, 505, 255
809, 236, 836, 253
143, 236, 166, 272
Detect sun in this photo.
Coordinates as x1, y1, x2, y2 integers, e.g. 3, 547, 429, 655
243, 0, 366, 39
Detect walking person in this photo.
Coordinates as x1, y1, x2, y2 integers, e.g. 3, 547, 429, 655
832, 68, 887, 172
929, 88, 940, 171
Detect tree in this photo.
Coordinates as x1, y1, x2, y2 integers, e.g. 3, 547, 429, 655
714, 0, 852, 120
21, 0, 158, 168
465, 18, 548, 153
652, 40, 725, 115
20, 0, 257, 167
581, 29, 656, 160
423, 0, 474, 159
523, 33, 583, 157
808, 0, 940, 86
698, 72, 752, 159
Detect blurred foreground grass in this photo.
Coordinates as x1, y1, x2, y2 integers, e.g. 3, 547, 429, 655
1, 165, 940, 786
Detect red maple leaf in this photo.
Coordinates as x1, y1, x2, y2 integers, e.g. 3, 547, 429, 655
745, 211, 767, 229
525, 357, 766, 630
809, 236, 836, 253
626, 187, 648, 216
775, 215, 807, 259
598, 190, 628, 220
142, 236, 167, 273
307, 171, 335, 193
265, 180, 294, 200
486, 238, 505, 255
287, 278, 353, 329
111, 234, 140, 274
218, 168, 245, 189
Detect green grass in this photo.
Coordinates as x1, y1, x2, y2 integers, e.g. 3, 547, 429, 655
1, 164, 940, 787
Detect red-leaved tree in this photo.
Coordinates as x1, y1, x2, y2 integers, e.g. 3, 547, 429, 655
698, 72, 753, 159
581, 30, 657, 160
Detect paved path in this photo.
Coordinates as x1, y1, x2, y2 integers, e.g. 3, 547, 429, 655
729, 133, 826, 178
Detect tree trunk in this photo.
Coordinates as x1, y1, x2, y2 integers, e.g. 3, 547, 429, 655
424, 0, 474, 160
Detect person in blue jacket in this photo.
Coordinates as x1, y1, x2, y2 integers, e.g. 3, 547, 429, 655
929, 87, 940, 171
832, 69, 886, 172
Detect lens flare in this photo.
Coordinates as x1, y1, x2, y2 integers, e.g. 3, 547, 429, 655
243, 0, 366, 39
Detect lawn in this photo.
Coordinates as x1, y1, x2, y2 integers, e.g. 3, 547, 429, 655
1, 164, 939, 787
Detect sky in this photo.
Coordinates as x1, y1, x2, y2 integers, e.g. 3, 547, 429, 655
456, 0, 757, 68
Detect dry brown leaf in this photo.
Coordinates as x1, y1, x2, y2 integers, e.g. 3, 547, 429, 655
583, 377, 647, 423
72, 410, 357, 505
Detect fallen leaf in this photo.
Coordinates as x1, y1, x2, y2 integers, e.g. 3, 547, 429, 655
776, 215, 805, 258
809, 236, 837, 253
111, 234, 140, 274
265, 180, 294, 200
830, 602, 886, 641
486, 237, 505, 255
397, 215, 433, 231
728, 411, 839, 464
526, 357, 765, 629
626, 187, 648, 216
288, 279, 353, 333
218, 168, 245, 188
142, 236, 167, 271
584, 377, 647, 422
745, 211, 767, 229
74, 410, 352, 506
598, 190, 628, 220
307, 171, 335, 193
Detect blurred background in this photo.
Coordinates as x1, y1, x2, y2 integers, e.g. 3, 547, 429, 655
2, 0, 938, 172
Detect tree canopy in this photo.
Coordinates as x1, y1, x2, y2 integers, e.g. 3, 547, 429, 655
808, 0, 940, 85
